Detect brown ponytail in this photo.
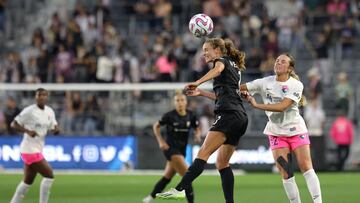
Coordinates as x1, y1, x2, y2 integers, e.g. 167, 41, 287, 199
205, 38, 246, 71
283, 53, 307, 106
224, 39, 246, 71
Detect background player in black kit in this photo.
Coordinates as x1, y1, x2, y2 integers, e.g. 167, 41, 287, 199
143, 90, 201, 203
157, 38, 248, 203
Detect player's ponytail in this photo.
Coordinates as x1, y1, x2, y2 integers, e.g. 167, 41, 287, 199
284, 53, 307, 106
205, 38, 245, 71
224, 39, 246, 71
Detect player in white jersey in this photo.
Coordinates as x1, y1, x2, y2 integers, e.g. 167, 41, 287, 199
240, 53, 322, 203
10, 88, 59, 203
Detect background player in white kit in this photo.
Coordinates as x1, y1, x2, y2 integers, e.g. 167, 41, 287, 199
10, 88, 59, 203
240, 53, 322, 203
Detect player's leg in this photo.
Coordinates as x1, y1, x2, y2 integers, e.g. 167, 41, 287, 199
157, 131, 226, 200
10, 164, 37, 203
143, 162, 176, 203
216, 144, 236, 203
272, 146, 301, 203
176, 131, 226, 190
294, 145, 322, 203
30, 159, 54, 203
170, 154, 194, 203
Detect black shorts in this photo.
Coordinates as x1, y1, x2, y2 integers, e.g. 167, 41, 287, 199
209, 111, 248, 146
162, 147, 186, 161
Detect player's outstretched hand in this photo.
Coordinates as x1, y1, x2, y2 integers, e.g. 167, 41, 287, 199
184, 81, 200, 91
185, 88, 201, 97
241, 91, 257, 107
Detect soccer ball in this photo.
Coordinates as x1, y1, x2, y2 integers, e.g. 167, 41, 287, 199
188, 13, 214, 38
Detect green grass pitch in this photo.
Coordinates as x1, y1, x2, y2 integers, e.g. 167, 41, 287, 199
1, 172, 359, 202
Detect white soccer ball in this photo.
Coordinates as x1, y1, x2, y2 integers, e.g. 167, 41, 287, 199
188, 13, 214, 38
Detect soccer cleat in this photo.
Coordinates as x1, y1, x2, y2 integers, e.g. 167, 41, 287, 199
156, 188, 186, 200
142, 195, 153, 203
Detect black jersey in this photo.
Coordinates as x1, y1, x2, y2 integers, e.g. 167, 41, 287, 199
212, 56, 246, 114
159, 109, 199, 149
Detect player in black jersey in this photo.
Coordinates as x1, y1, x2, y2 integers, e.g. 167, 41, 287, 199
157, 38, 248, 203
143, 90, 201, 203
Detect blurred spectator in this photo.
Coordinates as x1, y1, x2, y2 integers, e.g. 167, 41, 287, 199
330, 111, 354, 171
155, 51, 177, 82
83, 94, 102, 134
71, 92, 84, 133
24, 57, 40, 83
0, 52, 24, 83
335, 72, 353, 115
314, 32, 331, 85
276, 15, 298, 51
304, 99, 326, 137
72, 45, 90, 82
54, 44, 73, 83
121, 50, 140, 83
341, 18, 357, 58
152, 0, 173, 31
83, 22, 100, 51
306, 67, 323, 104
259, 51, 275, 77
246, 47, 262, 79
327, 0, 348, 16
304, 98, 326, 170
3, 96, 21, 135
203, 0, 224, 21
37, 49, 51, 83
263, 30, 279, 55
46, 13, 65, 49
96, 53, 114, 82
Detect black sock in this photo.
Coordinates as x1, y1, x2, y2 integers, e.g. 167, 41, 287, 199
175, 158, 206, 191
150, 177, 171, 198
185, 184, 194, 203
219, 167, 234, 203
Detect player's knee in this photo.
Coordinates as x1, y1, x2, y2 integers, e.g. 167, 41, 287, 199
298, 161, 313, 173
215, 160, 229, 170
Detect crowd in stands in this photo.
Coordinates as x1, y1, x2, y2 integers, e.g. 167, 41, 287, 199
0, 0, 359, 142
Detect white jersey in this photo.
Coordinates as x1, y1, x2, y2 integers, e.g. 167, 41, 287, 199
246, 75, 308, 136
15, 104, 58, 153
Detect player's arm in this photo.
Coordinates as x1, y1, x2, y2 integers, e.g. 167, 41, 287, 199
152, 121, 169, 150
11, 120, 37, 137
243, 94, 294, 112
195, 61, 225, 85
186, 88, 216, 100
185, 61, 225, 90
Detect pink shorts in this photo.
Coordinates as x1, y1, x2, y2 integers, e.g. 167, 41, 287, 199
21, 153, 44, 165
268, 133, 310, 150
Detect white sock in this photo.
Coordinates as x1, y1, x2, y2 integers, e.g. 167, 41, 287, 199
282, 177, 301, 203
40, 178, 54, 203
10, 181, 31, 203
303, 169, 322, 203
